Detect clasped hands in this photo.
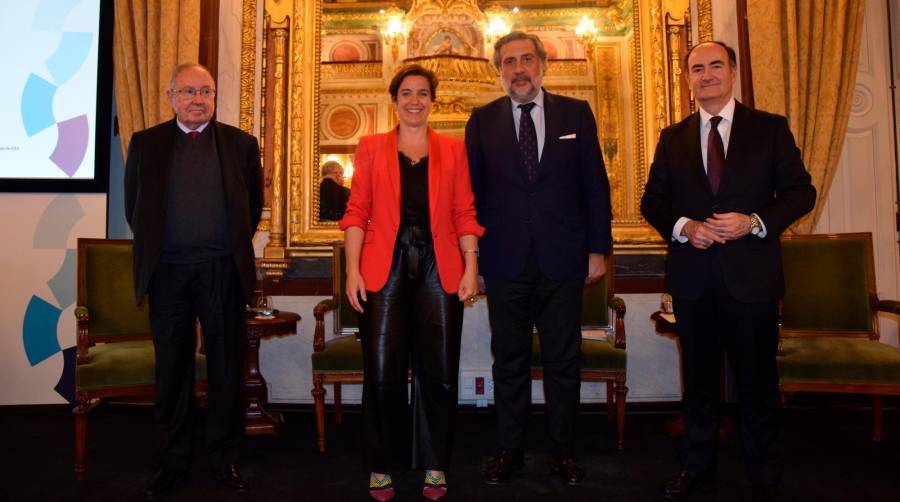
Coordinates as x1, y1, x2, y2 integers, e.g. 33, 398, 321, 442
683, 212, 752, 250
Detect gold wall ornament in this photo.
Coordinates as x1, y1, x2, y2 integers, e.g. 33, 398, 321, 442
696, 0, 712, 43
242, 1, 709, 257
240, 0, 258, 135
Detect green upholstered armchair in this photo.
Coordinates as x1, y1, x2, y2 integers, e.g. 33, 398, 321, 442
73, 239, 207, 479
311, 242, 363, 452
530, 253, 628, 450
778, 233, 900, 441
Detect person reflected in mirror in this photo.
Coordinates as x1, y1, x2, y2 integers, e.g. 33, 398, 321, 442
465, 31, 612, 487
641, 41, 815, 502
124, 63, 263, 497
318, 160, 350, 221
339, 64, 484, 501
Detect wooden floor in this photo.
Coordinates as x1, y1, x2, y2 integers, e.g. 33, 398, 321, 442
4, 395, 899, 501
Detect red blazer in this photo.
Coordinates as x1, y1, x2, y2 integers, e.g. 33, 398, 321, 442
339, 128, 484, 293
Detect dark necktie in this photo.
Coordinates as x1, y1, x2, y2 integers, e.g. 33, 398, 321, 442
187, 130, 200, 139
707, 116, 725, 194
518, 102, 538, 183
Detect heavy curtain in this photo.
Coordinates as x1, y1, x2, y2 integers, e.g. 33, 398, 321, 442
113, 0, 201, 157
746, 0, 866, 233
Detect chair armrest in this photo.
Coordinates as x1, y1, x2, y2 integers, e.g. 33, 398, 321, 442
313, 298, 338, 352
611, 296, 626, 350
876, 299, 900, 315
74, 306, 90, 364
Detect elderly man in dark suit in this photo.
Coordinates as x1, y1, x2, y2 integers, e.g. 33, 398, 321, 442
641, 42, 815, 501
465, 31, 612, 486
125, 63, 263, 498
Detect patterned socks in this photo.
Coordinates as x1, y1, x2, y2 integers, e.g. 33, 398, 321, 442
369, 473, 394, 501
422, 470, 447, 501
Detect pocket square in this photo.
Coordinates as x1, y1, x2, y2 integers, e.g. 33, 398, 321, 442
559, 133, 577, 139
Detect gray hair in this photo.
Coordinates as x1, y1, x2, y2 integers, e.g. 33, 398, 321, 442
492, 31, 548, 71
168, 63, 215, 89
322, 160, 343, 177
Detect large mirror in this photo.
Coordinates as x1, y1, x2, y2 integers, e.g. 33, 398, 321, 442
242, 0, 707, 276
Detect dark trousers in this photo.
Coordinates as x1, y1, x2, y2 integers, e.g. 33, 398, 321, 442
485, 248, 583, 455
360, 223, 464, 473
148, 256, 245, 472
673, 271, 783, 487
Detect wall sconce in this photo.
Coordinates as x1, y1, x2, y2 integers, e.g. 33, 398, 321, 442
575, 14, 599, 56
484, 2, 512, 44
380, 4, 409, 60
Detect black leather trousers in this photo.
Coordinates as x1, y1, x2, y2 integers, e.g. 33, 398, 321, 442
360, 221, 464, 473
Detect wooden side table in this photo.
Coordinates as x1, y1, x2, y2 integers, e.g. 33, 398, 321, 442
243, 311, 301, 436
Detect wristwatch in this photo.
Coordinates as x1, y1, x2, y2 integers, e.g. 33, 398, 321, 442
749, 214, 762, 236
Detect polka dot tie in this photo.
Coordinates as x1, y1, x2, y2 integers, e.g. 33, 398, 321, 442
518, 102, 538, 183
707, 116, 725, 194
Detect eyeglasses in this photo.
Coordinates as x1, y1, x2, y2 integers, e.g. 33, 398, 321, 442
171, 86, 216, 98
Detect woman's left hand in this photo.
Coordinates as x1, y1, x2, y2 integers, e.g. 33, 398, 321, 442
457, 271, 479, 303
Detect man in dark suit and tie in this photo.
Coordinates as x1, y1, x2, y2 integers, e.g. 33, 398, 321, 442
465, 31, 612, 486
125, 63, 263, 497
641, 42, 816, 501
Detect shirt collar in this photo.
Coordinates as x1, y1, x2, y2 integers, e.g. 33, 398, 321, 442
699, 97, 736, 127
176, 120, 210, 135
510, 88, 545, 111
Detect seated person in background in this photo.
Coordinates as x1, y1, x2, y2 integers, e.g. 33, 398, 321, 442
319, 160, 350, 221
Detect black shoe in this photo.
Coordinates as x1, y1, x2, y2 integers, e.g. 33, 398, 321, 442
483, 449, 524, 484
210, 463, 248, 491
143, 469, 188, 498
549, 454, 586, 485
662, 469, 716, 499
752, 484, 779, 502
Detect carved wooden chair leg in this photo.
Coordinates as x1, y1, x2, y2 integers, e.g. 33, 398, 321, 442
312, 374, 327, 452
873, 395, 883, 442
73, 396, 90, 480
605, 381, 615, 424
614, 381, 628, 451
333, 382, 343, 425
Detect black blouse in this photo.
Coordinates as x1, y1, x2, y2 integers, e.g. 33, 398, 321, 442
399, 151, 429, 224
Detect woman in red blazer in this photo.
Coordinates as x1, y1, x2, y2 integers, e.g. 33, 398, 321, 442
339, 65, 484, 501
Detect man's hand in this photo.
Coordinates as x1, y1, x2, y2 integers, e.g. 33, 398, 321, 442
683, 220, 727, 249
586, 253, 607, 284
705, 212, 751, 241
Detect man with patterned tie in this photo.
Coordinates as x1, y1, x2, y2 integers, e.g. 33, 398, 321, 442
125, 63, 263, 497
641, 42, 815, 501
465, 31, 612, 486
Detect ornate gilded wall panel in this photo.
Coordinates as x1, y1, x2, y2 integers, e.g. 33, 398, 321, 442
244, 0, 701, 268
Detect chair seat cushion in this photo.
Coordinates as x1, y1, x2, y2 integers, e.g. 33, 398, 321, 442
76, 340, 207, 391
778, 337, 900, 385
311, 335, 363, 372
531, 335, 626, 371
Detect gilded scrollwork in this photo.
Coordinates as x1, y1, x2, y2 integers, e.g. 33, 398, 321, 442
697, 0, 712, 43
243, 1, 706, 257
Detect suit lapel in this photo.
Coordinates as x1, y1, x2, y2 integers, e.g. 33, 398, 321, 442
718, 101, 750, 197
538, 91, 558, 181
498, 98, 528, 184
213, 122, 239, 212
684, 113, 714, 199
385, 128, 402, 221
150, 120, 178, 201
427, 128, 441, 227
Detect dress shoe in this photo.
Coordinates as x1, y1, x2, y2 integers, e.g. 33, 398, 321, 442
752, 484, 779, 502
549, 454, 586, 485
662, 469, 716, 499
142, 469, 188, 498
483, 449, 524, 484
210, 463, 248, 491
